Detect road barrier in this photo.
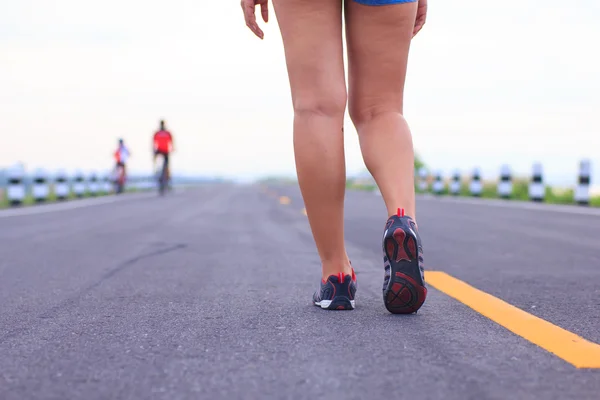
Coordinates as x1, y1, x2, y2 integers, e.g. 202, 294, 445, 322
432, 170, 444, 195
529, 163, 544, 202
32, 168, 50, 202
450, 170, 461, 195
498, 165, 512, 199
470, 168, 483, 197
410, 159, 595, 206
1, 166, 161, 208
88, 172, 99, 196
7, 166, 26, 206
55, 170, 70, 200
73, 171, 86, 198
575, 159, 591, 205
101, 173, 111, 194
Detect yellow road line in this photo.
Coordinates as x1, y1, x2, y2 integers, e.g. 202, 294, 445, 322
279, 196, 291, 205
301, 208, 307, 216
426, 271, 600, 369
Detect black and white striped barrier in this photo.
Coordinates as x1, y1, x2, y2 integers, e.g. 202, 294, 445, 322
529, 162, 544, 202
7, 165, 26, 206
73, 171, 86, 198
450, 170, 461, 195
88, 172, 99, 196
32, 168, 50, 202
575, 159, 591, 206
432, 170, 444, 195
497, 164, 512, 199
418, 168, 428, 192
101, 173, 112, 194
470, 168, 482, 197
55, 170, 70, 200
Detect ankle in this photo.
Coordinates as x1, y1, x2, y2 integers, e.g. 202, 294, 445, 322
388, 207, 417, 224
321, 259, 352, 280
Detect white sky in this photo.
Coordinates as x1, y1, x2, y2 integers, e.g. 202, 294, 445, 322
1, 0, 599, 184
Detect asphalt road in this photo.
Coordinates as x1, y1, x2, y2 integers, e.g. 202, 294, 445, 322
0, 184, 598, 399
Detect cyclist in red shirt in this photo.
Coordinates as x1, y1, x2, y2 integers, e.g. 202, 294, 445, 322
153, 120, 174, 185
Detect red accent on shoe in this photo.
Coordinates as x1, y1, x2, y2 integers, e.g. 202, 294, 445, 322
393, 228, 411, 262
397, 208, 405, 217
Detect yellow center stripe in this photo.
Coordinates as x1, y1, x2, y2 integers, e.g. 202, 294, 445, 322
426, 271, 600, 369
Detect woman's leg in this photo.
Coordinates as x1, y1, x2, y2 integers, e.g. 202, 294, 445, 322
345, 0, 426, 314
345, 0, 418, 220
272, 0, 351, 279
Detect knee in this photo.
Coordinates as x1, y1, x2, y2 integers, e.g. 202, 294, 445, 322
293, 90, 347, 119
348, 101, 404, 128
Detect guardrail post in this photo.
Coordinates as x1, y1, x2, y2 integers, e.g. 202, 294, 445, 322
575, 159, 591, 206
529, 162, 544, 202
450, 170, 461, 195
100, 172, 110, 194
470, 168, 482, 197
32, 168, 50, 203
55, 170, 70, 200
498, 164, 512, 199
88, 172, 99, 196
432, 170, 444, 195
73, 171, 86, 198
7, 165, 26, 206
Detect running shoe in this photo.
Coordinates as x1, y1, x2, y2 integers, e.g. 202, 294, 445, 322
382, 208, 427, 314
313, 269, 357, 310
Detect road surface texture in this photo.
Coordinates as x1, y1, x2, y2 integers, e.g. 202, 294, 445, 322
1, 184, 598, 399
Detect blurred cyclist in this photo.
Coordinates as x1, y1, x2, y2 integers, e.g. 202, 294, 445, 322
114, 138, 131, 181
153, 120, 174, 184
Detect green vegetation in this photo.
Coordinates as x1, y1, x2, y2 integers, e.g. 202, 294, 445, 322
511, 179, 530, 201
545, 187, 575, 205
414, 153, 425, 171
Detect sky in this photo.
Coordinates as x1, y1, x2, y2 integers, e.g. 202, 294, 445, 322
1, 0, 599, 185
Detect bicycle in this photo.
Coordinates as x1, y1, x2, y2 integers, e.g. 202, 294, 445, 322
156, 154, 169, 196
114, 164, 126, 194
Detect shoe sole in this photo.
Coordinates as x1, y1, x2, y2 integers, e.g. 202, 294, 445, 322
383, 225, 427, 314
314, 298, 356, 310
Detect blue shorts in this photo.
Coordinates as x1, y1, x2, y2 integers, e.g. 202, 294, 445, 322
353, 0, 417, 5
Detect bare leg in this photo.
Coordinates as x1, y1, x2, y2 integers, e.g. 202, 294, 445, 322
345, 0, 418, 221
272, 0, 351, 278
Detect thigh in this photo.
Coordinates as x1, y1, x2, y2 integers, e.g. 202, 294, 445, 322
272, 0, 346, 113
344, 0, 418, 119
